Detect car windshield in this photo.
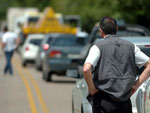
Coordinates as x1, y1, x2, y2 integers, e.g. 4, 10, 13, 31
52, 35, 82, 46
29, 39, 42, 46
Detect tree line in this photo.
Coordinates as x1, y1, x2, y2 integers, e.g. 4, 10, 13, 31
0, 0, 150, 32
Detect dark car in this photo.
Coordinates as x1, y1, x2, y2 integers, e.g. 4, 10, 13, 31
35, 34, 56, 70
71, 24, 150, 68
42, 33, 88, 81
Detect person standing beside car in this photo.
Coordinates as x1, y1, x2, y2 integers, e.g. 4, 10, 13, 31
83, 17, 150, 113
1, 26, 20, 75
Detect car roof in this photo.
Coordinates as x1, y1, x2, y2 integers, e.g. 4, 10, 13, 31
27, 34, 45, 39
94, 23, 150, 36
44, 33, 76, 39
120, 36, 150, 44
45, 33, 75, 37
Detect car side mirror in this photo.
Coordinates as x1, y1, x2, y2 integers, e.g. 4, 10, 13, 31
32, 42, 38, 46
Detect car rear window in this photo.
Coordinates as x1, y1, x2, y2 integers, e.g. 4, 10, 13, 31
52, 35, 81, 46
29, 39, 42, 46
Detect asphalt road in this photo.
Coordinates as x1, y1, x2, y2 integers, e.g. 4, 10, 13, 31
0, 50, 77, 113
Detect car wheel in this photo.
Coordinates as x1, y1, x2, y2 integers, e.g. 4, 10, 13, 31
43, 71, 52, 82
35, 62, 42, 71
22, 60, 27, 67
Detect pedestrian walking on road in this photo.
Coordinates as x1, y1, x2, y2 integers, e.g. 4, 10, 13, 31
83, 17, 150, 113
1, 26, 19, 75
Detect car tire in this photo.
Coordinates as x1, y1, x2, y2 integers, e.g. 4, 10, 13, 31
35, 62, 42, 71
43, 71, 52, 82
35, 59, 42, 71
22, 60, 27, 67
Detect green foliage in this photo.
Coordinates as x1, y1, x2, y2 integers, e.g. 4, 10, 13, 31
0, 0, 150, 32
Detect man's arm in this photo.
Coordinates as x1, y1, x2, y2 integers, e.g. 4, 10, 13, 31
15, 37, 20, 48
1, 42, 6, 51
131, 60, 150, 95
83, 63, 98, 96
82, 45, 100, 96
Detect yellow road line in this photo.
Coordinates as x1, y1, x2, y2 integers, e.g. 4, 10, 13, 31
12, 54, 50, 113
12, 59, 38, 113
24, 68, 50, 113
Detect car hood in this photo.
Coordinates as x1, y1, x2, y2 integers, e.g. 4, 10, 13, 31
120, 36, 150, 45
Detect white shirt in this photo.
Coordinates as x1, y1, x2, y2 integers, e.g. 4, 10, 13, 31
85, 44, 150, 69
2, 32, 18, 51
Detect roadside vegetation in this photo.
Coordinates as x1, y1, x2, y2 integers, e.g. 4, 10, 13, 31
0, 0, 150, 32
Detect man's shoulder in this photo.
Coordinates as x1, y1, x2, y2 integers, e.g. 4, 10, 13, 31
94, 38, 109, 47
118, 38, 135, 46
4, 32, 18, 38
94, 36, 135, 49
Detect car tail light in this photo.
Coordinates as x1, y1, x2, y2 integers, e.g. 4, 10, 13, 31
25, 47, 29, 51
144, 45, 150, 47
49, 50, 61, 58
43, 44, 49, 51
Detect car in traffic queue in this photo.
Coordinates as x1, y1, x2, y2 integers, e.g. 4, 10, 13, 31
68, 24, 150, 113
20, 34, 45, 66
42, 33, 88, 82
35, 34, 57, 71
35, 32, 89, 71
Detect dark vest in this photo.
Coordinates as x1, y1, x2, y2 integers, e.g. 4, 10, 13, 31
93, 35, 137, 101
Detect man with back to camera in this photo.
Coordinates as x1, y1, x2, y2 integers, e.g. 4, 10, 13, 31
83, 17, 150, 113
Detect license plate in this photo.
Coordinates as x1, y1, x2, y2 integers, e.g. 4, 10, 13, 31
67, 54, 80, 59
66, 69, 78, 78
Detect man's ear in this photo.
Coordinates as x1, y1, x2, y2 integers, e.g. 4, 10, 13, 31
100, 28, 104, 38
99, 28, 102, 33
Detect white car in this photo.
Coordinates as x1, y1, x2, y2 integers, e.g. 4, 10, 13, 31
20, 34, 45, 66
144, 79, 150, 113
71, 71, 150, 113
135, 78, 150, 113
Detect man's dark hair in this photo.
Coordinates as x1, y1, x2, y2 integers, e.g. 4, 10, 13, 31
3, 26, 8, 32
99, 17, 117, 35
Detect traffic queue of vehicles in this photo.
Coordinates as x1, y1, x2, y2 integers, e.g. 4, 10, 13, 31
19, 32, 89, 82
18, 23, 150, 113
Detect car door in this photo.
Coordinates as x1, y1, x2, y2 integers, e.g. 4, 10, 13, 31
145, 80, 150, 113
72, 80, 84, 113
73, 79, 92, 113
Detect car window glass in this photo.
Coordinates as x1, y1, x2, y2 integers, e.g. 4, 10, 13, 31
47, 37, 52, 44
52, 35, 80, 46
95, 31, 102, 39
29, 39, 42, 46
76, 37, 88, 45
